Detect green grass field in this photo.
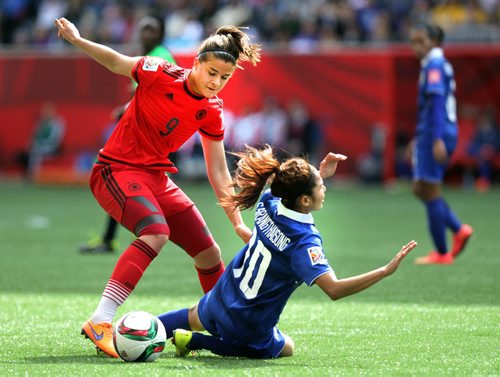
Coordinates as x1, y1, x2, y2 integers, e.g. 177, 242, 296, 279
0, 181, 498, 376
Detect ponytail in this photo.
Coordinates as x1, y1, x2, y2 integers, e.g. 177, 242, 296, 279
198, 26, 261, 69
221, 145, 279, 210
222, 145, 318, 212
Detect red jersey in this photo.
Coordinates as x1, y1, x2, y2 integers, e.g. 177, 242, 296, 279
98, 57, 225, 172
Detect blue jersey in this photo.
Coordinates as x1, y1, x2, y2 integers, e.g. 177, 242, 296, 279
416, 47, 457, 144
199, 190, 333, 344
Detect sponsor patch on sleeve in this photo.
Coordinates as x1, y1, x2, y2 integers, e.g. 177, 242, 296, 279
307, 246, 328, 265
142, 57, 162, 72
427, 69, 441, 84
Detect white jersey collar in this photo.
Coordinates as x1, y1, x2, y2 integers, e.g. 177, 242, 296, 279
277, 200, 315, 224
421, 47, 444, 67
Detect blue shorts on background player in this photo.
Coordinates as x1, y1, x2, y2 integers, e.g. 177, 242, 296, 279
157, 145, 417, 358
409, 22, 473, 265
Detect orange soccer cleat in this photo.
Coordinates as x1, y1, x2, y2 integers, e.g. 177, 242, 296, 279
414, 251, 454, 265
450, 224, 473, 258
81, 319, 119, 358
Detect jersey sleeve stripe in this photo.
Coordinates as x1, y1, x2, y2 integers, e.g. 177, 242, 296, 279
307, 270, 332, 287
199, 128, 224, 139
162, 69, 183, 79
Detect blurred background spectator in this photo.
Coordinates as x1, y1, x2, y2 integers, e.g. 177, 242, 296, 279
394, 129, 413, 181
260, 96, 288, 156
467, 107, 500, 192
1, 0, 499, 49
286, 98, 321, 164
1, 0, 499, 186
356, 122, 387, 184
17, 102, 65, 181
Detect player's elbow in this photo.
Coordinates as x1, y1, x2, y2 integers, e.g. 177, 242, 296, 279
316, 273, 344, 301
328, 292, 342, 301
326, 286, 344, 301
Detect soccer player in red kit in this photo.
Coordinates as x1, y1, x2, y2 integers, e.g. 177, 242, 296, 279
54, 17, 261, 358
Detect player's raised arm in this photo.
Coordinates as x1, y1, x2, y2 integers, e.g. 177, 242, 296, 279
54, 17, 139, 78
315, 240, 417, 300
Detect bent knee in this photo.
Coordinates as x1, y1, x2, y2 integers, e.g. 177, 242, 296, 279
412, 182, 424, 199
139, 234, 169, 251
413, 181, 440, 201
193, 244, 222, 268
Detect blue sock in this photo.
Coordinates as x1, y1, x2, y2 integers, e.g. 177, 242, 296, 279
440, 198, 461, 233
189, 332, 265, 358
157, 308, 189, 339
425, 198, 447, 254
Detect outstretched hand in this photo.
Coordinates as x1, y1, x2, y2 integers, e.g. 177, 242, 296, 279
319, 153, 347, 179
54, 17, 81, 44
384, 240, 418, 276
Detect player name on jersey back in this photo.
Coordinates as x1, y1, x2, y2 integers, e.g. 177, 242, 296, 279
255, 203, 291, 251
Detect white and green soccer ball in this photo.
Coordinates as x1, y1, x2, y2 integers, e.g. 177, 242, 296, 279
113, 311, 166, 362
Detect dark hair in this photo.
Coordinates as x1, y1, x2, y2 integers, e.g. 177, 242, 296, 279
221, 145, 317, 211
413, 22, 445, 45
197, 26, 261, 69
139, 15, 165, 39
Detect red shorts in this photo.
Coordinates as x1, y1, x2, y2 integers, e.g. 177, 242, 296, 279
89, 163, 215, 256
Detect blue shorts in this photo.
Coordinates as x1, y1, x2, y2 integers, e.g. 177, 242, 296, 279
412, 137, 457, 183
197, 292, 286, 358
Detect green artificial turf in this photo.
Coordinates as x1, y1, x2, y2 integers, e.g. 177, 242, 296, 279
0, 182, 498, 376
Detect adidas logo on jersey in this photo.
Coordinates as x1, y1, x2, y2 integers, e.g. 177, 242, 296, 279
165, 93, 174, 100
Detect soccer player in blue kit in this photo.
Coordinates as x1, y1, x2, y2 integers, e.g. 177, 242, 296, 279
409, 23, 473, 265
157, 145, 418, 358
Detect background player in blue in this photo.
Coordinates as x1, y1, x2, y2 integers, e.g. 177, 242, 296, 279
157, 145, 418, 358
409, 22, 473, 265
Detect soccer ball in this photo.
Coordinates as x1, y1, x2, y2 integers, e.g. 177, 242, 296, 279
113, 311, 166, 362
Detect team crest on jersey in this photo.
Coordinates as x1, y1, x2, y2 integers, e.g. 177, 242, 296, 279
307, 246, 327, 265
195, 109, 207, 120
128, 181, 142, 192
142, 57, 161, 72
427, 69, 441, 84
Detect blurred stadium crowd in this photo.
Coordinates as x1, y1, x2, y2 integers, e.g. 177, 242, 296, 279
1, 0, 499, 188
1, 0, 499, 51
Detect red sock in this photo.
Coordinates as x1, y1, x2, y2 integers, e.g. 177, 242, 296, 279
103, 239, 158, 304
196, 260, 225, 293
